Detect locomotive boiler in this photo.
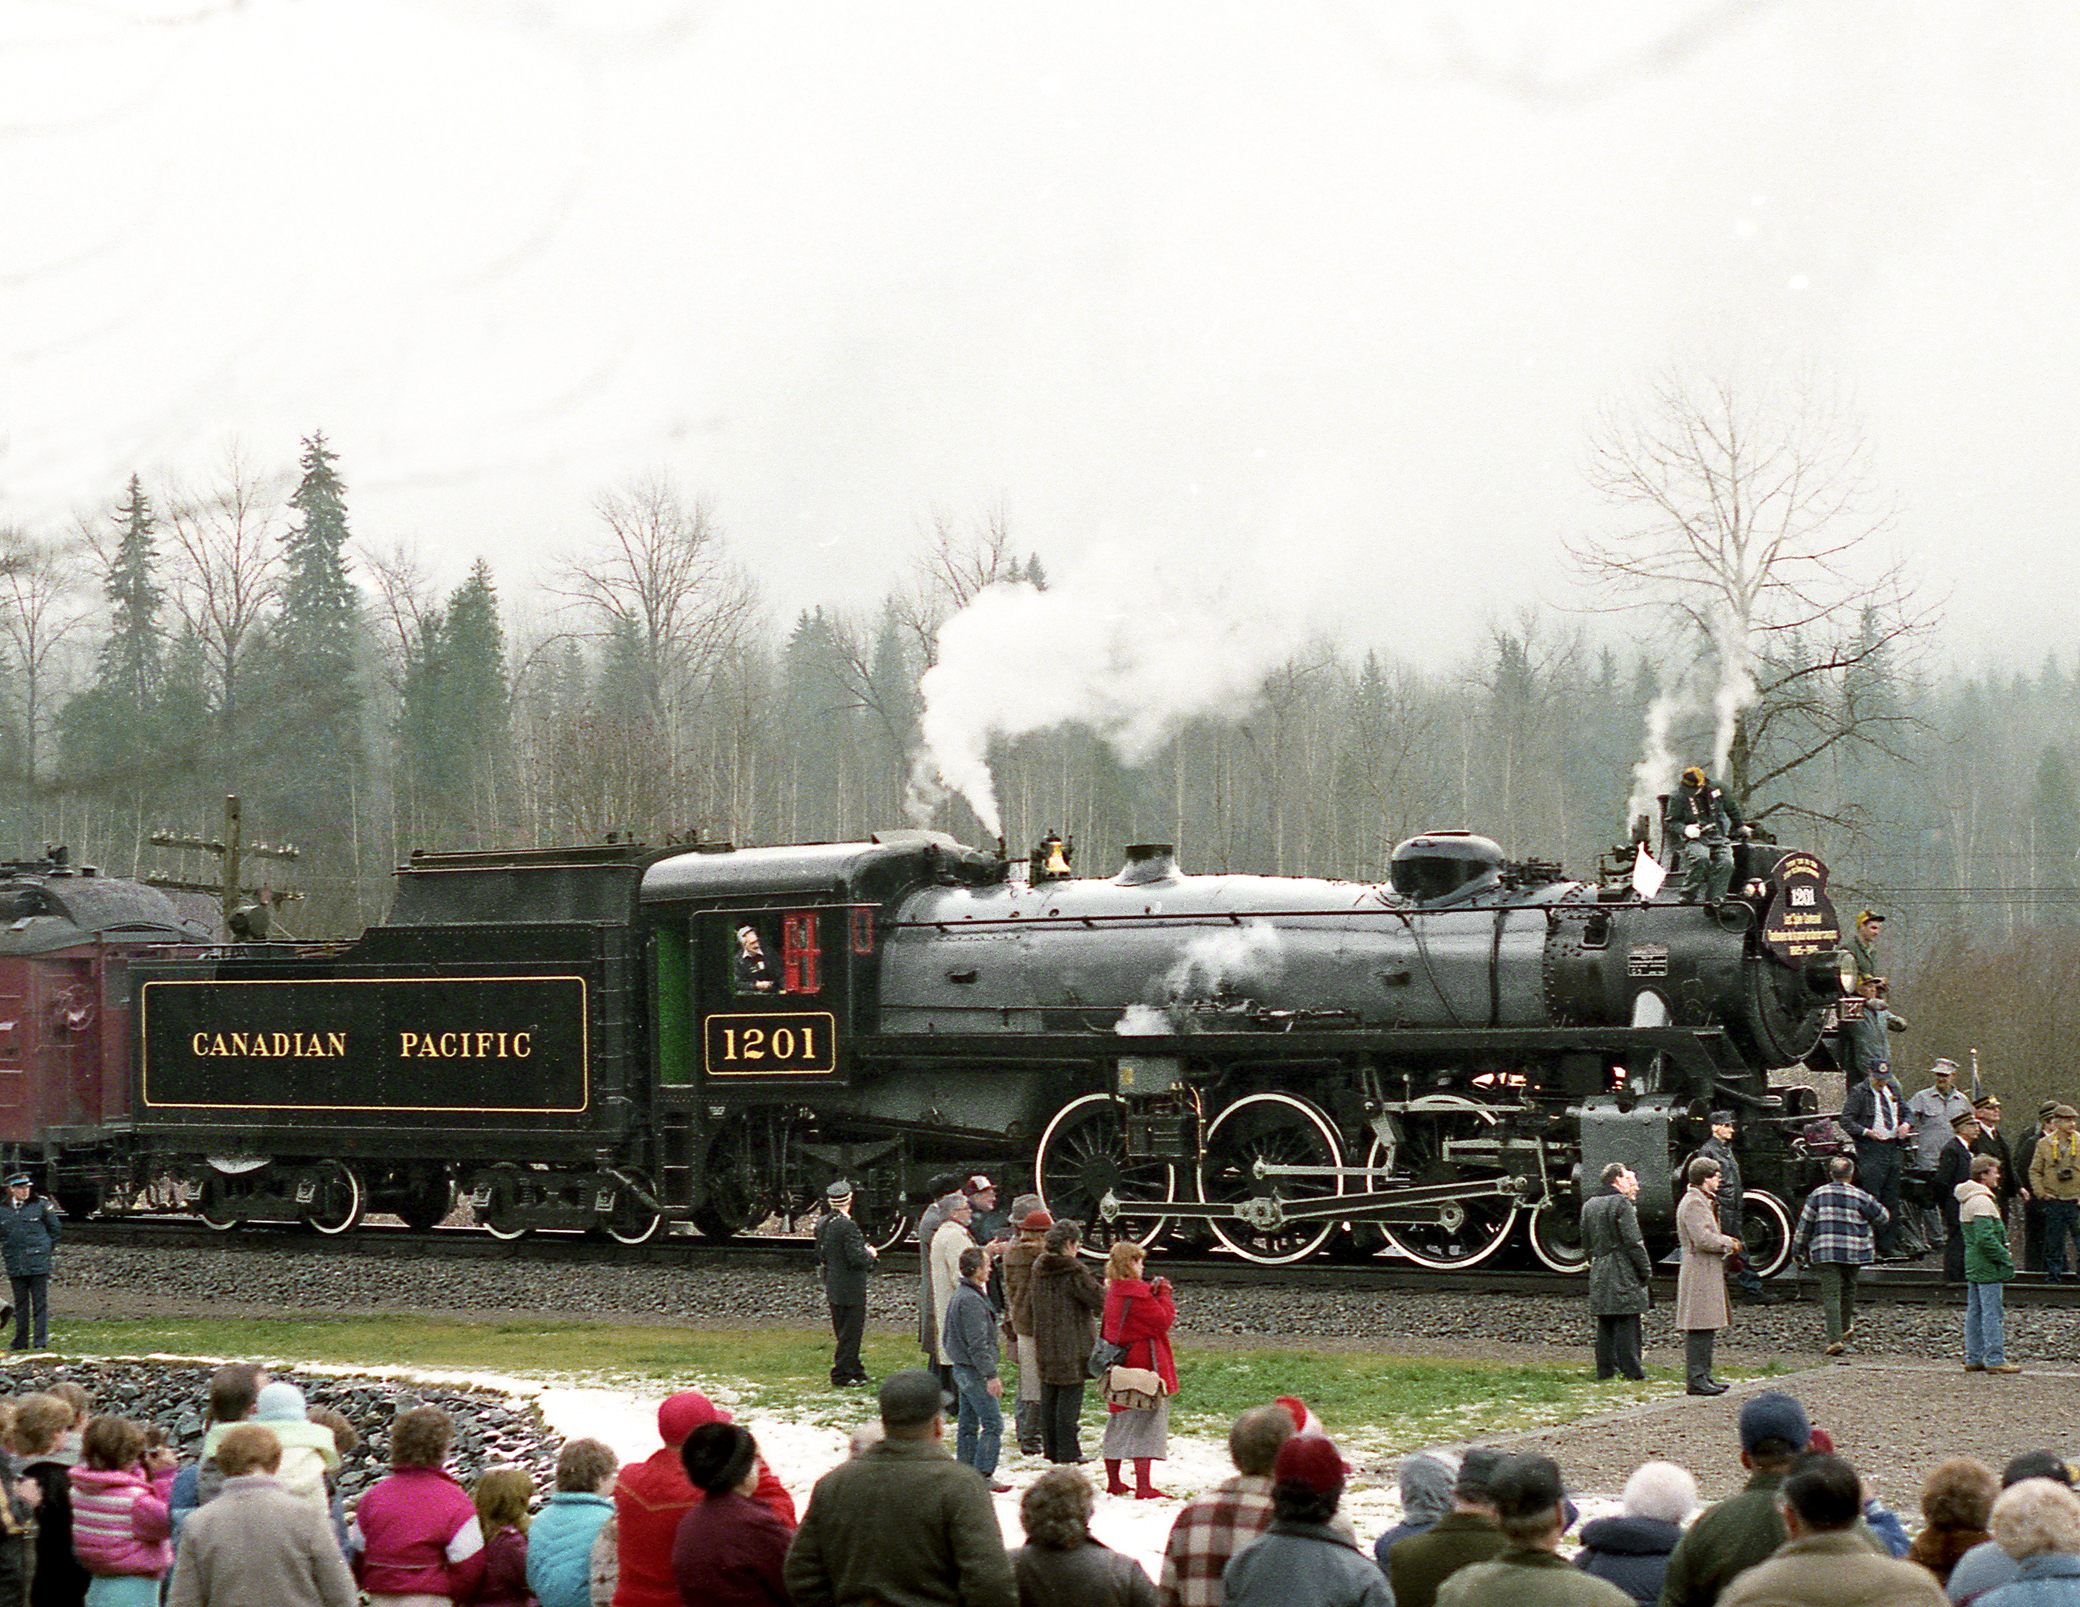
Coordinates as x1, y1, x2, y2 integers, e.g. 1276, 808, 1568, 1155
0, 825, 1849, 1274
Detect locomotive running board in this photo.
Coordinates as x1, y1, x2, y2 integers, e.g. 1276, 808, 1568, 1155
1098, 1175, 1526, 1231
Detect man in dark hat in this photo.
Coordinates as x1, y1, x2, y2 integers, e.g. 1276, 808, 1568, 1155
1433, 1454, 1631, 1607
0, 1172, 59, 1351
1388, 1446, 1510, 1607
786, 1370, 1015, 1607
1935, 1109, 1985, 1284
1663, 766, 1746, 904
1841, 1060, 1914, 1259
815, 1180, 875, 1386
1695, 1112, 1781, 1302
2028, 1104, 2080, 1282
2013, 1099, 2060, 1271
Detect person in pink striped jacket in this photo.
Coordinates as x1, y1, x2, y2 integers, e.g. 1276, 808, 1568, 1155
68, 1417, 177, 1607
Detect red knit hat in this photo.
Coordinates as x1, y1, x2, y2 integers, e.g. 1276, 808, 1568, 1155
658, 1390, 731, 1445
1021, 1210, 1055, 1231
1275, 1433, 1346, 1495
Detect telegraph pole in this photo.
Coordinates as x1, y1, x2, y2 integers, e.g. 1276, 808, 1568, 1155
148, 795, 301, 935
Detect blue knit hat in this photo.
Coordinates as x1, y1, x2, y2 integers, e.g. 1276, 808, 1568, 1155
254, 1382, 308, 1423
1737, 1390, 1810, 1455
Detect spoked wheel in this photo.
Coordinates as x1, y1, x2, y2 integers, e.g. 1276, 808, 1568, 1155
601, 1170, 663, 1245
1374, 1097, 1519, 1270
692, 1132, 759, 1243
1525, 1197, 1590, 1274
299, 1160, 363, 1236
857, 1201, 913, 1254
1198, 1092, 1344, 1265
1035, 1092, 1177, 1255
1739, 1189, 1794, 1279
477, 1166, 533, 1241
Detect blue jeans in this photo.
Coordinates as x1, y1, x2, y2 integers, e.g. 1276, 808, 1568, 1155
1965, 1281, 2007, 1366
2043, 1199, 2080, 1281
950, 1363, 1002, 1477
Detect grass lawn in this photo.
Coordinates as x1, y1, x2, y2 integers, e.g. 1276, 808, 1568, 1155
44, 1315, 1712, 1463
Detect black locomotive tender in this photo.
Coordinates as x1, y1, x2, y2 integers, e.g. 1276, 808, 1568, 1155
29, 827, 1850, 1272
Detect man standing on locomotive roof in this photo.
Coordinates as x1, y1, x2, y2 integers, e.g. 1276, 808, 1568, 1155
1845, 909, 1886, 990
816, 1181, 875, 1387
1693, 1113, 1780, 1304
1582, 1163, 1651, 1381
1663, 766, 1746, 904
0, 1172, 59, 1351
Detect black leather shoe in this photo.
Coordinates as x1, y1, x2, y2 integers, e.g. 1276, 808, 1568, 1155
1686, 1380, 1729, 1396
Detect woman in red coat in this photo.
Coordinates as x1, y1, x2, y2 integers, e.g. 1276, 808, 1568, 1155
1098, 1240, 1176, 1500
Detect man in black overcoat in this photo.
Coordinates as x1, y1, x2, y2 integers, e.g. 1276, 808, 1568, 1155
1582, 1162, 1652, 1381
815, 1180, 875, 1386
0, 1173, 60, 1351
1934, 1109, 1982, 1284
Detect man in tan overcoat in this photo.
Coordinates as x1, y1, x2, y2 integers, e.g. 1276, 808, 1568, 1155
1677, 1156, 1741, 1396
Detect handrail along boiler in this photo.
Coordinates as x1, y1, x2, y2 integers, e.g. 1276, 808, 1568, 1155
0, 828, 1848, 1270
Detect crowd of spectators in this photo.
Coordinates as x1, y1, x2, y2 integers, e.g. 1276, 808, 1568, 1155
2, 1346, 2075, 1607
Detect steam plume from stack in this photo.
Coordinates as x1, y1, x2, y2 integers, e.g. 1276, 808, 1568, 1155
906, 553, 1307, 838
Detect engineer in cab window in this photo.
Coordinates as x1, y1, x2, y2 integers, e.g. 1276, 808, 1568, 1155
734, 924, 780, 995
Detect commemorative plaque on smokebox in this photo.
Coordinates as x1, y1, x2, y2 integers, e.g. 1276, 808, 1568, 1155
1759, 852, 1841, 962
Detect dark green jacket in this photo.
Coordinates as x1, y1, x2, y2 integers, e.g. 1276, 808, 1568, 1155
1389, 1510, 1510, 1607
784, 1438, 1015, 1607
1959, 1181, 2015, 1283
1659, 1473, 1881, 1607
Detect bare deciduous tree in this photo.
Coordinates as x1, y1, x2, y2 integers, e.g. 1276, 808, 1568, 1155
552, 476, 756, 730
162, 447, 286, 759
895, 505, 1021, 669
1571, 369, 1936, 827
0, 532, 87, 792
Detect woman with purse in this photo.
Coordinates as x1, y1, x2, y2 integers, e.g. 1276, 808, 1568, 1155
1020, 1221, 1107, 1465
1098, 1241, 1176, 1500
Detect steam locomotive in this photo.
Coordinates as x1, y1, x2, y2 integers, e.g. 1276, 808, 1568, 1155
0, 824, 1849, 1273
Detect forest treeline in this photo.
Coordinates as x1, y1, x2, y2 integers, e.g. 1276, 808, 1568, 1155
5, 432, 2076, 1101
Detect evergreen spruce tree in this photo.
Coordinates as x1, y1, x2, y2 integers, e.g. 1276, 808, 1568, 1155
394, 560, 509, 848
58, 475, 173, 846
255, 431, 367, 861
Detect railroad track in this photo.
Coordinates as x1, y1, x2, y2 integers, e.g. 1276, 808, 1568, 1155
69, 1218, 2080, 1307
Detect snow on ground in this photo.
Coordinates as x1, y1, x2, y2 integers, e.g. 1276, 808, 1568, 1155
537, 1384, 1421, 1575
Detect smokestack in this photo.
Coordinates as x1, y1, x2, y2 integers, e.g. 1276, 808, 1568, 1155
1115, 843, 1181, 886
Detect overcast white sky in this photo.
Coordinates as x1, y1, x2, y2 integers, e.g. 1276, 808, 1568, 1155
3, 0, 2073, 668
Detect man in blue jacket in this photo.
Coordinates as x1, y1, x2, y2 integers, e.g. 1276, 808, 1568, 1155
0, 1172, 60, 1350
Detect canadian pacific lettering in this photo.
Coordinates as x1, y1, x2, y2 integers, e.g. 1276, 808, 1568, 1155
189, 1031, 348, 1058
397, 1031, 533, 1059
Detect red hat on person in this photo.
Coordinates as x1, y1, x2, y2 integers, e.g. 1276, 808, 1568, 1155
965, 1174, 995, 1193
1277, 1395, 1326, 1439
1021, 1210, 1054, 1231
1806, 1427, 1835, 1455
659, 1390, 731, 1445
1274, 1433, 1346, 1495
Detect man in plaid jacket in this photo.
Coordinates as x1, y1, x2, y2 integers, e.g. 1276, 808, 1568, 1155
1157, 1405, 1295, 1607
1792, 1155, 1889, 1356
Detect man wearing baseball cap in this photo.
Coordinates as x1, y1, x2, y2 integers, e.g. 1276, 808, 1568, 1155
815, 1180, 875, 1387
1662, 767, 1746, 905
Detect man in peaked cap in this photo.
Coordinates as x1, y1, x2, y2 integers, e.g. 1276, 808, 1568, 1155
0, 1172, 59, 1351
815, 1180, 875, 1386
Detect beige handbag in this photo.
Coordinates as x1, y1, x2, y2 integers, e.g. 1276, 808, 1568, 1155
1104, 1364, 1166, 1410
